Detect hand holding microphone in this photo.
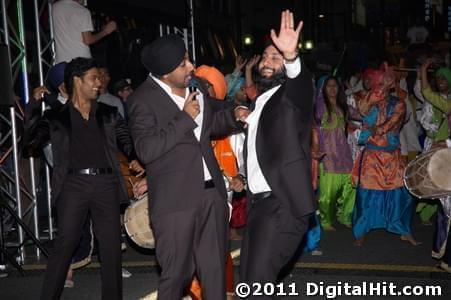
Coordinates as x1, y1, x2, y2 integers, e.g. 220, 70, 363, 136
183, 90, 200, 119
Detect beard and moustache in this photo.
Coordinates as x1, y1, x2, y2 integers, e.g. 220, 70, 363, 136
254, 66, 287, 94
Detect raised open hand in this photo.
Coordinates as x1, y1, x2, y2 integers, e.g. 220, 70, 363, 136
234, 55, 248, 72
245, 54, 261, 71
270, 10, 303, 59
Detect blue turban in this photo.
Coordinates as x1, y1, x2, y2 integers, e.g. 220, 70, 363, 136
47, 62, 67, 91
226, 76, 245, 99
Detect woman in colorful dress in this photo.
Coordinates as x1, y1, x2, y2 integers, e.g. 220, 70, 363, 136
314, 76, 356, 230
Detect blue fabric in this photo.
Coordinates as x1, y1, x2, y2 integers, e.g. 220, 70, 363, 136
386, 96, 397, 116
303, 211, 321, 252
362, 106, 379, 127
226, 76, 245, 98
358, 129, 372, 144
352, 187, 414, 239
359, 96, 401, 151
387, 132, 399, 148
366, 140, 399, 151
47, 62, 67, 91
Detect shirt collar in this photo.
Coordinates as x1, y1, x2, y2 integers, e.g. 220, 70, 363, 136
150, 73, 188, 99
69, 99, 97, 116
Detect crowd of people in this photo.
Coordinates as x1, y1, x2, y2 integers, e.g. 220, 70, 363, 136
11, 1, 451, 300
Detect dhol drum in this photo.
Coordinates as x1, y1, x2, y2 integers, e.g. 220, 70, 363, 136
123, 193, 155, 249
404, 148, 451, 199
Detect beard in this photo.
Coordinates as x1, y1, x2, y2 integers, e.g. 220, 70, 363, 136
254, 66, 287, 94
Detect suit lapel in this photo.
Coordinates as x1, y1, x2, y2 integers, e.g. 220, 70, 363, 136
253, 85, 284, 171
200, 93, 210, 138
260, 84, 284, 118
147, 77, 197, 141
54, 103, 71, 134
147, 77, 181, 116
51, 104, 71, 164
95, 103, 107, 144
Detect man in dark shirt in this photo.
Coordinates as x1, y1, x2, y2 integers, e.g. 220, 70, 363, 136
25, 57, 134, 300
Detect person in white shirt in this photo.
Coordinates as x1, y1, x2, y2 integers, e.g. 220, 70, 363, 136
406, 18, 429, 45
239, 10, 315, 295
52, 0, 117, 63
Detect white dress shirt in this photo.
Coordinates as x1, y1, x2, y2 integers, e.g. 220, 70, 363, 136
151, 74, 212, 180
245, 58, 301, 193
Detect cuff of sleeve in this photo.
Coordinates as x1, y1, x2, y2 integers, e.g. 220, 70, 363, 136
284, 58, 301, 79
234, 105, 248, 111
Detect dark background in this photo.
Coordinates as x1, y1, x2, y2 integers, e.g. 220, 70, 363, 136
15, 0, 451, 88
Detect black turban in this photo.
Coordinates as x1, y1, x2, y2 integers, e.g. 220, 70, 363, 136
141, 34, 186, 76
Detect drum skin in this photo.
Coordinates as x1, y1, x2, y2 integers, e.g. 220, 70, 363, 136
123, 194, 155, 249
404, 148, 451, 198
428, 148, 451, 191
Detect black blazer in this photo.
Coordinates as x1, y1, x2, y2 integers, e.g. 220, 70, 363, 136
246, 62, 316, 217
24, 100, 135, 204
126, 77, 241, 217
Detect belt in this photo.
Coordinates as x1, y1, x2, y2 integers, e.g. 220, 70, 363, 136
68, 167, 113, 175
204, 179, 215, 189
250, 191, 273, 204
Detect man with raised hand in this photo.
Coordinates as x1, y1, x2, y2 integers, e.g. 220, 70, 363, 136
240, 10, 315, 296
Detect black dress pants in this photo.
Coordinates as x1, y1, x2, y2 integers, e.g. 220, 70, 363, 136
151, 187, 229, 300
40, 174, 122, 300
239, 194, 309, 299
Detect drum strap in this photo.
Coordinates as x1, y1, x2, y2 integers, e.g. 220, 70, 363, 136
356, 147, 366, 189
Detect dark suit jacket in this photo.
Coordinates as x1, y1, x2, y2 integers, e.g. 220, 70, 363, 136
247, 62, 316, 217
24, 100, 135, 204
126, 77, 241, 217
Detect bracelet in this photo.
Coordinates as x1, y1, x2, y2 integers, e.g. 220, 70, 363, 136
234, 105, 248, 111
237, 173, 247, 185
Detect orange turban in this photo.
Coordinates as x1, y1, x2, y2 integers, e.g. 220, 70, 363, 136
194, 65, 227, 100
195, 66, 237, 176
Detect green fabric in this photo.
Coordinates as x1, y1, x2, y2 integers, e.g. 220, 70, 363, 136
321, 110, 345, 130
318, 164, 356, 228
436, 68, 451, 87
416, 202, 437, 222
422, 87, 451, 142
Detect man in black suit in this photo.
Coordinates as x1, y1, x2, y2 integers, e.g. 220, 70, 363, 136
126, 35, 248, 299
25, 58, 135, 300
239, 10, 315, 295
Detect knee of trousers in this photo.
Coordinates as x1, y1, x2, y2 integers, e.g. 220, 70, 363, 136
50, 236, 85, 255
159, 272, 194, 292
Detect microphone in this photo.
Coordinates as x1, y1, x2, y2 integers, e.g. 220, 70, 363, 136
188, 76, 202, 93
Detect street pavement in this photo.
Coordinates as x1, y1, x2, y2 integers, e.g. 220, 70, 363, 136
1, 217, 451, 299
